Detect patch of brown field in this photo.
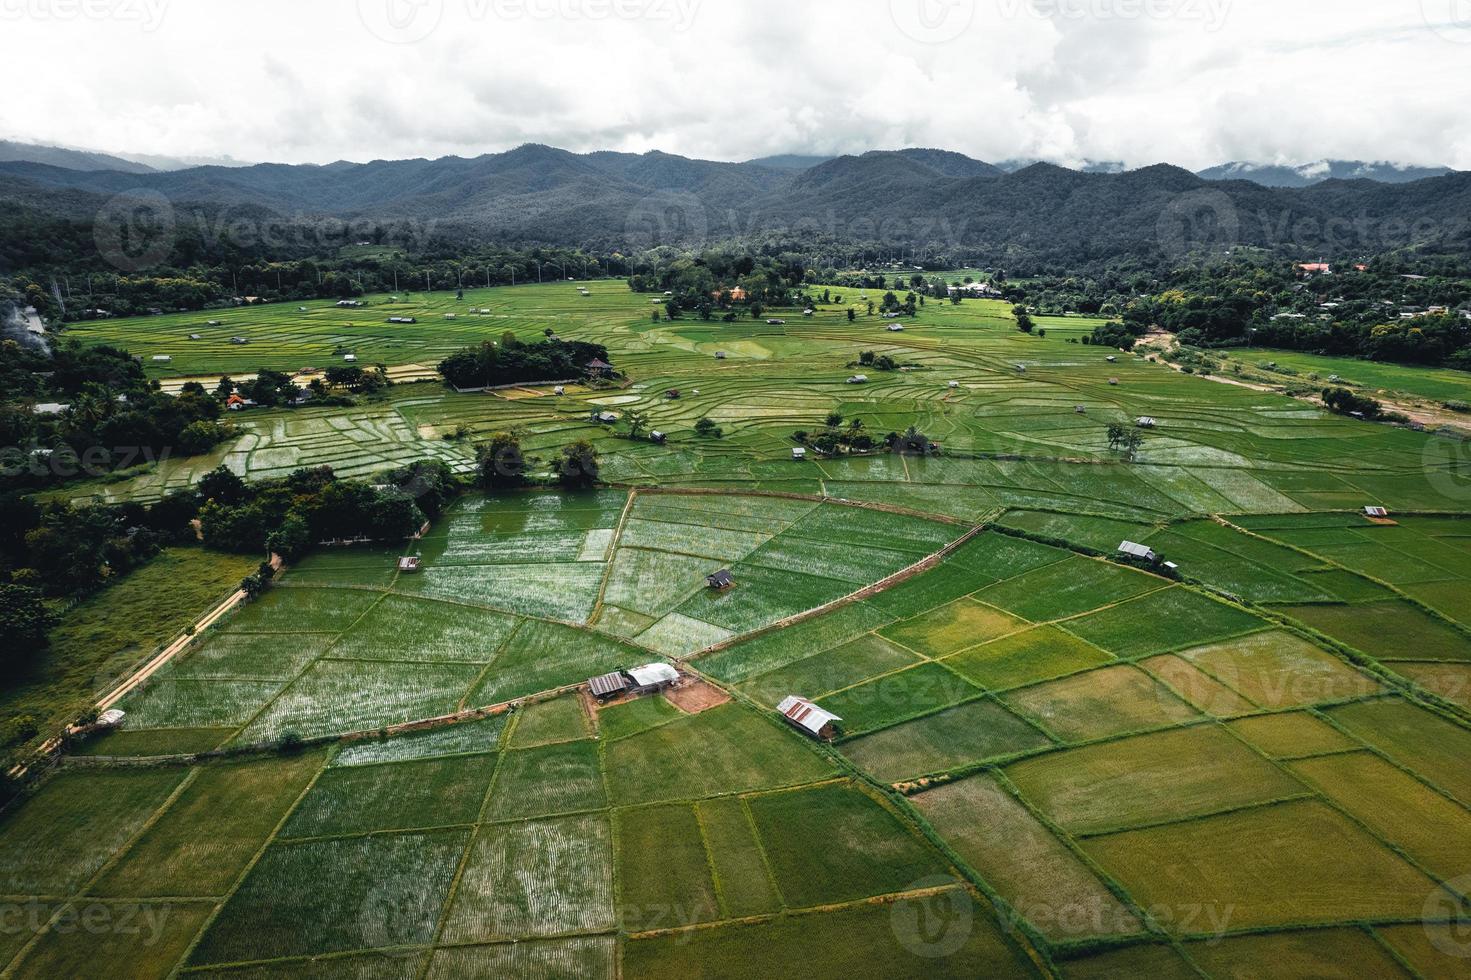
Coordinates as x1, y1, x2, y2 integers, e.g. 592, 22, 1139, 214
665, 679, 731, 715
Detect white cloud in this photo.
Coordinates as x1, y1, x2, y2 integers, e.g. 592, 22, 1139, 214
0, 0, 1466, 169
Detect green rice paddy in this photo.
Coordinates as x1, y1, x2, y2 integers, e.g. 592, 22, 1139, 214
6, 282, 1471, 977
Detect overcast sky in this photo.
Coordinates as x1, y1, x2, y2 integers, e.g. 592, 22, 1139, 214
4, 0, 1469, 169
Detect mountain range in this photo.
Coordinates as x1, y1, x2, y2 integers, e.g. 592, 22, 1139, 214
1, 143, 1467, 267
1196, 160, 1454, 188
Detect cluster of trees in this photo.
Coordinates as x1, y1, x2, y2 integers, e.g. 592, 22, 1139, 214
1008, 259, 1471, 369
1, 341, 234, 491
857, 351, 899, 371
1105, 423, 1146, 460
475, 431, 600, 490
0, 492, 190, 600
10, 242, 615, 322
196, 461, 456, 559
438, 335, 610, 390
627, 249, 807, 308
1322, 387, 1383, 420
794, 413, 876, 456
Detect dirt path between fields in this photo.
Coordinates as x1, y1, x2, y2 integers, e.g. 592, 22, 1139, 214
95, 555, 283, 713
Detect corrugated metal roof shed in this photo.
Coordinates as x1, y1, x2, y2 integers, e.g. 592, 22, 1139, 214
589, 672, 628, 698
776, 696, 841, 737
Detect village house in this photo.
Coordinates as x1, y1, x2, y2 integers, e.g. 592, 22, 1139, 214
707, 569, 735, 590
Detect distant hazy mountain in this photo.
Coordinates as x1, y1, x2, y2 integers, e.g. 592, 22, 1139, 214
0, 140, 155, 174
996, 159, 1129, 174
0, 139, 255, 173
113, 151, 255, 171
1198, 160, 1454, 187
2, 143, 1468, 268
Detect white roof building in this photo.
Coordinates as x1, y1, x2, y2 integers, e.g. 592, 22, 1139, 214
1136, 417, 1157, 428
776, 696, 842, 739
627, 663, 680, 689
1364, 506, 1390, 518
97, 709, 127, 727
1119, 541, 1157, 562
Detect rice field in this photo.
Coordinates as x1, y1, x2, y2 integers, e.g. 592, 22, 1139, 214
8, 280, 1471, 978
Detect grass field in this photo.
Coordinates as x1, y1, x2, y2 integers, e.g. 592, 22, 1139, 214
7, 278, 1471, 978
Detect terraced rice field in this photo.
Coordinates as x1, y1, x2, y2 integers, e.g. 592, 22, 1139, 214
7, 283, 1471, 978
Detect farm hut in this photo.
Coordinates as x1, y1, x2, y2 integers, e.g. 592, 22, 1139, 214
151, 355, 172, 362
553, 386, 566, 396
626, 663, 680, 694
715, 351, 727, 360
666, 389, 681, 399
888, 324, 905, 332
803, 308, 815, 316
1163, 562, 1180, 574
792, 447, 807, 461
776, 696, 841, 741
1075, 405, 1087, 414
589, 671, 629, 701
1136, 417, 1157, 428
344, 354, 358, 362
208, 320, 223, 326
1364, 506, 1390, 518
97, 709, 127, 728
597, 412, 619, 425
188, 333, 202, 340
650, 431, 667, 444
388, 316, 418, 324
847, 375, 869, 384
1118, 541, 1157, 563
1108, 378, 1119, 386
1015, 364, 1027, 373
586, 358, 614, 377
398, 556, 422, 573
1106, 355, 1118, 363
767, 319, 786, 325
948, 381, 961, 389
707, 570, 735, 591
226, 394, 249, 411
230, 337, 249, 345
